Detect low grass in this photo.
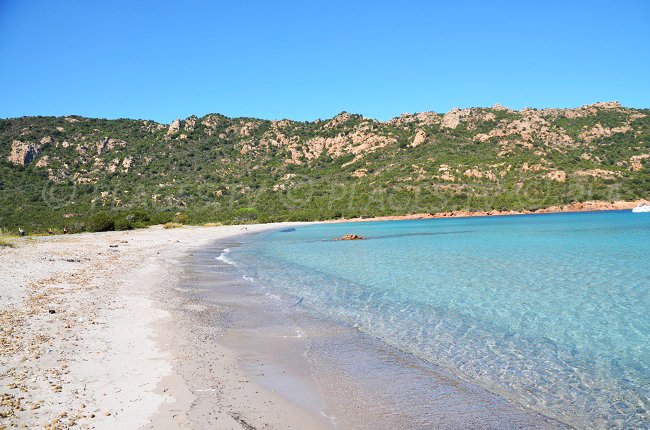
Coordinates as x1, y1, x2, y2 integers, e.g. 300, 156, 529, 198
163, 222, 183, 229
203, 222, 223, 227
0, 237, 16, 248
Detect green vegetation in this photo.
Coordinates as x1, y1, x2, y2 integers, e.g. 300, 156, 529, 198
0, 237, 15, 247
163, 222, 183, 229
0, 228, 17, 247
1, 104, 648, 233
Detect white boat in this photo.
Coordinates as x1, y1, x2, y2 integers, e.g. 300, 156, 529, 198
632, 202, 650, 213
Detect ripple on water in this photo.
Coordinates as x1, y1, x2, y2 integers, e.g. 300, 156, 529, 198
229, 212, 650, 429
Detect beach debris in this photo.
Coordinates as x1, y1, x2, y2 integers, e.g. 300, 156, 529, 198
230, 412, 256, 429
48, 309, 56, 314
109, 244, 118, 248
336, 234, 365, 241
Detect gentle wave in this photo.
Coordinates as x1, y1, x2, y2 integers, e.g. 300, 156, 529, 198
215, 248, 235, 265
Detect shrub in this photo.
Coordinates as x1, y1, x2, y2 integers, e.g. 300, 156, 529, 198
114, 217, 134, 231
87, 212, 116, 232
235, 207, 257, 222
65, 222, 86, 234
173, 213, 189, 224
163, 222, 183, 229
149, 212, 174, 225
127, 210, 151, 223
0, 237, 15, 247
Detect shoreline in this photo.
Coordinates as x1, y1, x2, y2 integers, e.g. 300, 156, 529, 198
0, 223, 316, 429
326, 199, 643, 224
0, 221, 573, 428
2, 200, 644, 239
180, 235, 569, 429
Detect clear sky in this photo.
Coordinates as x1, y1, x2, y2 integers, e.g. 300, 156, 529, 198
1, 0, 648, 123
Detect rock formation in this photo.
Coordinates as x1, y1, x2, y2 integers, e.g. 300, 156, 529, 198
411, 129, 427, 147
167, 119, 181, 135
7, 139, 47, 166
337, 234, 365, 241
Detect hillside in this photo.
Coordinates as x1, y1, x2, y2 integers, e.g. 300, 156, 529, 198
1, 102, 649, 232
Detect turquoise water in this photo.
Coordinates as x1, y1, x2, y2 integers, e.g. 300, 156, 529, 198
226, 211, 650, 429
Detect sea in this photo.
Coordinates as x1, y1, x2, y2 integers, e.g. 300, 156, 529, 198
219, 211, 650, 429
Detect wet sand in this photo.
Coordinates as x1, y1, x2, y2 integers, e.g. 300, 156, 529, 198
0, 224, 569, 429
170, 236, 569, 429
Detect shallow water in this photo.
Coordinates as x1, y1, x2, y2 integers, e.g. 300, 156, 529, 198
225, 211, 650, 429
191, 241, 564, 428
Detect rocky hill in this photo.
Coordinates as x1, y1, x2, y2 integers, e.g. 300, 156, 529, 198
1, 102, 649, 232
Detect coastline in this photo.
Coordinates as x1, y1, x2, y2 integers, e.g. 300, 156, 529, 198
327, 199, 643, 223
177, 236, 569, 429
0, 221, 570, 429
0, 223, 319, 429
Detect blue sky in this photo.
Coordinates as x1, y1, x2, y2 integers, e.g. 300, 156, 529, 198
0, 0, 648, 123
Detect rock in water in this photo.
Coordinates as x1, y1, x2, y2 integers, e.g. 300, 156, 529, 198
337, 234, 365, 241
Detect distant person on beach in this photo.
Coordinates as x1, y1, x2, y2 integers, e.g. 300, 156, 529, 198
18, 228, 25, 237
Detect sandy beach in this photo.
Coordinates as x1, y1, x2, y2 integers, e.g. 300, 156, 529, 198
0, 223, 571, 429
3, 0, 648, 427
0, 224, 331, 429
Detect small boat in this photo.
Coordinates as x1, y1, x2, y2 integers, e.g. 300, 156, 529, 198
632, 202, 650, 213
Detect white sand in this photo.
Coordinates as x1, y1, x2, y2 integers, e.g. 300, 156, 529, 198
0, 224, 327, 429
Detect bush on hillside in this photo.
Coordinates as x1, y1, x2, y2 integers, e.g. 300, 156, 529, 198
88, 212, 115, 232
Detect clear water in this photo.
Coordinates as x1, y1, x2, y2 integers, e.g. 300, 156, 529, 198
226, 211, 650, 429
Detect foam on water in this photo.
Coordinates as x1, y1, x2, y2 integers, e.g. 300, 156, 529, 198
227, 211, 650, 429
215, 248, 235, 265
